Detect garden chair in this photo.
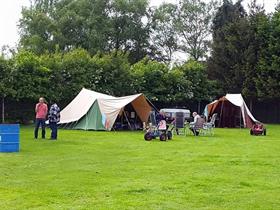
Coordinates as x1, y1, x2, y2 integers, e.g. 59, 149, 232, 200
173, 112, 186, 135
203, 113, 217, 136
189, 117, 206, 136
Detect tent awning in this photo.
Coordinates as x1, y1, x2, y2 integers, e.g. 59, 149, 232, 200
59, 88, 152, 130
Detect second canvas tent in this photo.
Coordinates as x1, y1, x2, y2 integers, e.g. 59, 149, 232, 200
204, 94, 258, 128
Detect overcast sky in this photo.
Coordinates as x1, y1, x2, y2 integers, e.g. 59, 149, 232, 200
0, 0, 278, 49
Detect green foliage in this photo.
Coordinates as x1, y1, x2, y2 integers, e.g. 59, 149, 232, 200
175, 0, 218, 60
12, 50, 50, 100
177, 59, 220, 101
0, 57, 15, 98
131, 58, 170, 102
255, 10, 280, 99
150, 3, 178, 63
91, 51, 133, 96
208, 0, 250, 94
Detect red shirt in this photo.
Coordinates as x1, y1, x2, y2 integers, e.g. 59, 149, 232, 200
35, 103, 48, 119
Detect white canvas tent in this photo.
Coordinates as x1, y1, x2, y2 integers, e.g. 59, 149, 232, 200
204, 94, 258, 128
59, 88, 152, 130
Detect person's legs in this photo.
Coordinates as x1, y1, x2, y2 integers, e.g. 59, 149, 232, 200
189, 128, 196, 136
50, 122, 57, 139
34, 119, 40, 139
41, 119, 46, 139
49, 122, 54, 139
53, 123, 57, 139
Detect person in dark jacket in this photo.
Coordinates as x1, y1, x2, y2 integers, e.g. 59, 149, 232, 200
48, 102, 60, 140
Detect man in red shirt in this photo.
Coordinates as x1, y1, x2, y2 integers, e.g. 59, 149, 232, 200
34, 97, 48, 139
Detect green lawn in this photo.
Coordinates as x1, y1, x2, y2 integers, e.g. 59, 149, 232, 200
1, 125, 280, 210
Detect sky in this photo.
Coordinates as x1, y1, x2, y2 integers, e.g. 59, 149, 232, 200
0, 0, 278, 49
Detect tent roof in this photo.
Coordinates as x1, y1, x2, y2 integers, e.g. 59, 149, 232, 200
60, 88, 152, 130
59, 88, 115, 124
225, 94, 246, 107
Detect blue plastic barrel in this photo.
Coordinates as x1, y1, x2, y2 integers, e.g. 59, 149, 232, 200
0, 124, 20, 152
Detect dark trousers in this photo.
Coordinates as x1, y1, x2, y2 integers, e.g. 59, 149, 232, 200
34, 118, 46, 139
49, 122, 58, 139
190, 128, 199, 136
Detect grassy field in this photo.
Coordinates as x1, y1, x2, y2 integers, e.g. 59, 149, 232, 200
0, 125, 280, 210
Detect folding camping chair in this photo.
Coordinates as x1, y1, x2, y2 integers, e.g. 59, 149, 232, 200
202, 113, 217, 136
173, 112, 186, 135
189, 117, 206, 136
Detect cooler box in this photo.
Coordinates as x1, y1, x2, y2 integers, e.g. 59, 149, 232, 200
0, 124, 20, 152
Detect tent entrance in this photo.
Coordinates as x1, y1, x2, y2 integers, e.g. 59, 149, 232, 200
71, 101, 105, 130
113, 103, 143, 130
213, 100, 243, 128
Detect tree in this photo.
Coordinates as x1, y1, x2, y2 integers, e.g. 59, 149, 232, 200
91, 51, 133, 96
12, 50, 50, 101
108, 0, 151, 63
19, 0, 111, 55
175, 0, 218, 61
255, 8, 280, 99
150, 3, 178, 63
208, 0, 250, 94
242, 0, 268, 108
0, 57, 15, 122
175, 59, 220, 111
131, 58, 171, 102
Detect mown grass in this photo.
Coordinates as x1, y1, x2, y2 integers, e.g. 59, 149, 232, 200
0, 125, 280, 210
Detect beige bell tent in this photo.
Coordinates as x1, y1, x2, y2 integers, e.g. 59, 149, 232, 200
204, 94, 258, 128
60, 88, 152, 130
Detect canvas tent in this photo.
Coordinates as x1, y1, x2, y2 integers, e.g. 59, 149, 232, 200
60, 88, 152, 130
204, 94, 258, 128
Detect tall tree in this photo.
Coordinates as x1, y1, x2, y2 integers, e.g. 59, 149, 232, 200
175, 0, 218, 61
108, 0, 151, 63
242, 0, 268, 108
19, 0, 111, 55
255, 8, 280, 99
150, 3, 178, 63
208, 0, 250, 94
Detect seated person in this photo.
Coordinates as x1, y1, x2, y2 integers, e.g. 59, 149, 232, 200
156, 111, 166, 124
189, 112, 201, 136
156, 111, 168, 130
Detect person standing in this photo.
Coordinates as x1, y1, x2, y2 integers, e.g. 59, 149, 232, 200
48, 102, 60, 140
34, 97, 48, 139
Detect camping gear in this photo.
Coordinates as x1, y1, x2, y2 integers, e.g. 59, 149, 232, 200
250, 123, 266, 136
144, 120, 173, 141
189, 117, 205, 136
202, 113, 217, 136
0, 124, 20, 152
160, 108, 191, 122
59, 88, 153, 131
174, 112, 186, 135
204, 94, 258, 128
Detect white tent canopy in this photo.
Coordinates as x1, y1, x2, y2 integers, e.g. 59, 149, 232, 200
60, 88, 152, 130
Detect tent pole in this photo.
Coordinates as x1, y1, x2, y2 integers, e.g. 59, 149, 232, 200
124, 111, 132, 130
240, 108, 242, 129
